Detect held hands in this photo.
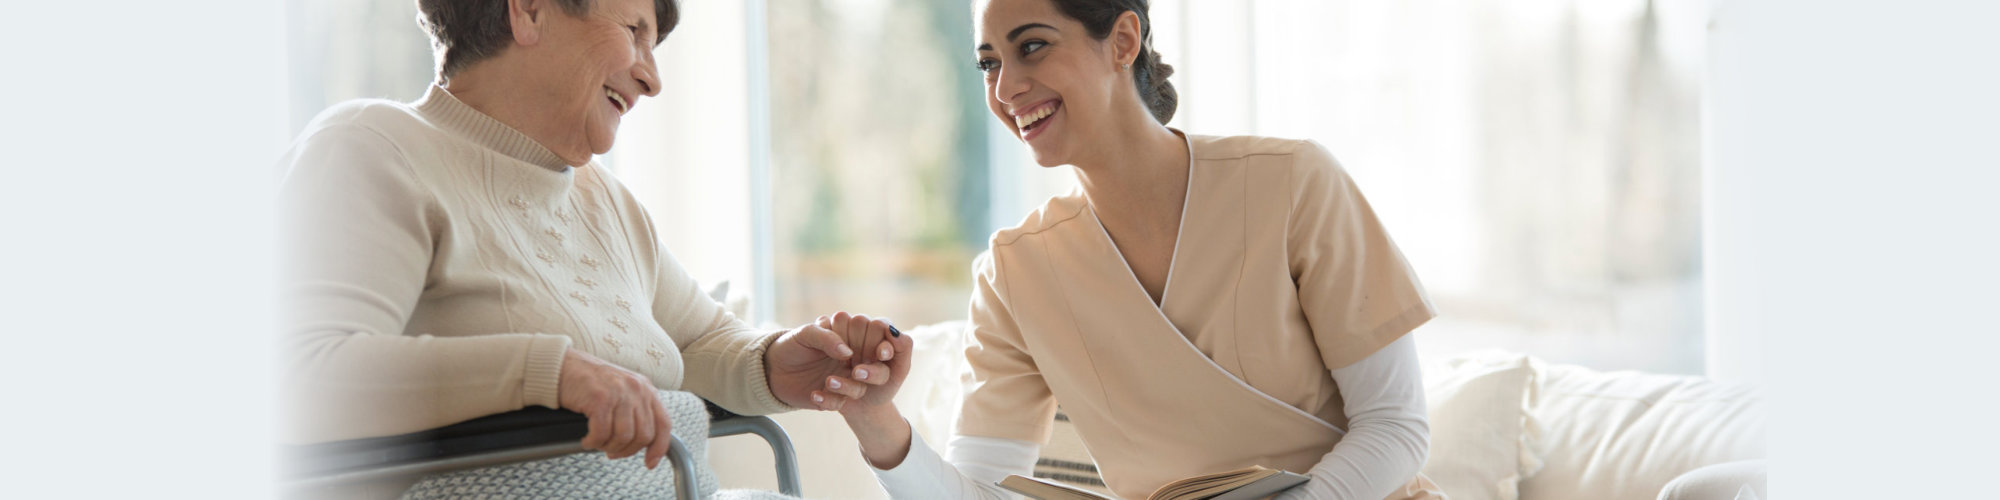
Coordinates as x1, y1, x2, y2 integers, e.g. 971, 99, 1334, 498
779, 313, 921, 470
554, 313, 913, 470
764, 312, 915, 412
817, 313, 915, 417
556, 348, 676, 469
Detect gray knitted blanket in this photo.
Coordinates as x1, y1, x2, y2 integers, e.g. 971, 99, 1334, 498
399, 390, 791, 499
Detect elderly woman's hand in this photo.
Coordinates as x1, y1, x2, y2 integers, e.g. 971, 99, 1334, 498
557, 348, 675, 469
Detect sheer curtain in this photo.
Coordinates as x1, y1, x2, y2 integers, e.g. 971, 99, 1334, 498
601, 0, 760, 315
284, 0, 431, 133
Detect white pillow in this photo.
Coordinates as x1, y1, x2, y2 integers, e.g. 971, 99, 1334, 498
1420, 351, 1538, 500
893, 320, 973, 447
700, 280, 755, 321
1517, 360, 1765, 500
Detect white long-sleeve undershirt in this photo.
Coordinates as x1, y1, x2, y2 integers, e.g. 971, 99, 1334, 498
870, 336, 1429, 499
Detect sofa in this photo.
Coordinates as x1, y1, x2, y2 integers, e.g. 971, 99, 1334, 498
889, 322, 1768, 500
1419, 351, 1766, 500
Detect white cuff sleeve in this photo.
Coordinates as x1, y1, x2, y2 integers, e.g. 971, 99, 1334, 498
871, 429, 1040, 500
1278, 335, 1431, 500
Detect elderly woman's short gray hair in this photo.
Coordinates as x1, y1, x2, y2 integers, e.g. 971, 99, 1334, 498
417, 0, 680, 81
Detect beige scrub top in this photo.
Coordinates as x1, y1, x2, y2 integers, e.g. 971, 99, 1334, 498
958, 133, 1443, 499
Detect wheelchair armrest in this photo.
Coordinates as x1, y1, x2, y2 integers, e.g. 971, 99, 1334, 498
283, 407, 698, 500
705, 401, 803, 497
286, 406, 592, 480
283, 403, 800, 500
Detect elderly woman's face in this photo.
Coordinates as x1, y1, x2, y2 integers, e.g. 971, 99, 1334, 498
539, 0, 662, 157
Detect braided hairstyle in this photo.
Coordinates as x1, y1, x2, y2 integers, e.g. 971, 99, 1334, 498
1047, 0, 1178, 124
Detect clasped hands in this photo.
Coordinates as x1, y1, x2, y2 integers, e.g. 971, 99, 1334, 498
765, 312, 914, 415
554, 312, 913, 469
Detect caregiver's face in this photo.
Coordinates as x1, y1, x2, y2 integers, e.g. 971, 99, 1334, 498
976, 0, 1121, 167
540, 0, 662, 156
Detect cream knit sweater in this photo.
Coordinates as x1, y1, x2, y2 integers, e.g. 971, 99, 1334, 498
279, 86, 790, 444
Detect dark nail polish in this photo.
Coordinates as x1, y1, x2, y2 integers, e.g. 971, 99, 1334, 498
889, 325, 902, 338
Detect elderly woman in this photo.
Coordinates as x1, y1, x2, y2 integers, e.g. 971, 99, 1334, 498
278, 0, 908, 497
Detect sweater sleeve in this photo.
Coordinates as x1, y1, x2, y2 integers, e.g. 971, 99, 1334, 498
626, 195, 792, 416
278, 122, 572, 444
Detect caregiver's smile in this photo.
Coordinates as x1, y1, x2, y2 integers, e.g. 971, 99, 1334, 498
1012, 98, 1064, 142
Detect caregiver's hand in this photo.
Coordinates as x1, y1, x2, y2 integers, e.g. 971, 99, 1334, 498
557, 348, 674, 469
820, 312, 918, 469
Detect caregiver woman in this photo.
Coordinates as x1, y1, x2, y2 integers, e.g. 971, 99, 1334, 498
830, 0, 1445, 498
277, 0, 906, 493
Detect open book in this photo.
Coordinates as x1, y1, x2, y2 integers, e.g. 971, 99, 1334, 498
997, 466, 1309, 500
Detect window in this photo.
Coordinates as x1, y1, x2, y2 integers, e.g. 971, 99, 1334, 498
761, 0, 992, 328
1140, 0, 1709, 373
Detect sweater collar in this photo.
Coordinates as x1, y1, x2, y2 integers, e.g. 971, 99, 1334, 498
414, 85, 572, 172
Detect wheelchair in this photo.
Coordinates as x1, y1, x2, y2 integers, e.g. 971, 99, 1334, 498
282, 402, 802, 499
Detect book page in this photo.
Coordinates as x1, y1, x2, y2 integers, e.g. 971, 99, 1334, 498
1209, 472, 1310, 500
998, 475, 1113, 500
1148, 466, 1272, 500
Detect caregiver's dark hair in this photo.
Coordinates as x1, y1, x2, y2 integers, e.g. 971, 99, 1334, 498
1048, 0, 1178, 124
417, 0, 681, 81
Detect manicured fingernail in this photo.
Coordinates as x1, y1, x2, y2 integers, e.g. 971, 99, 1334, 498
855, 367, 869, 379
837, 345, 853, 357
880, 345, 892, 359
829, 377, 842, 389
889, 325, 902, 338
812, 393, 823, 403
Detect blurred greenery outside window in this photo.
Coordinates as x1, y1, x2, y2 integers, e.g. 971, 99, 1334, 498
765, 0, 991, 328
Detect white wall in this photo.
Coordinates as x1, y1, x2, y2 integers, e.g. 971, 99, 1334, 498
1705, 0, 2000, 495
2, 0, 287, 496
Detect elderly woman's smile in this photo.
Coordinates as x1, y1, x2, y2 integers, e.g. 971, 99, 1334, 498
606, 88, 631, 114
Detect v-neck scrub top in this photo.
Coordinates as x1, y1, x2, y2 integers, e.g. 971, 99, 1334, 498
955, 133, 1438, 499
